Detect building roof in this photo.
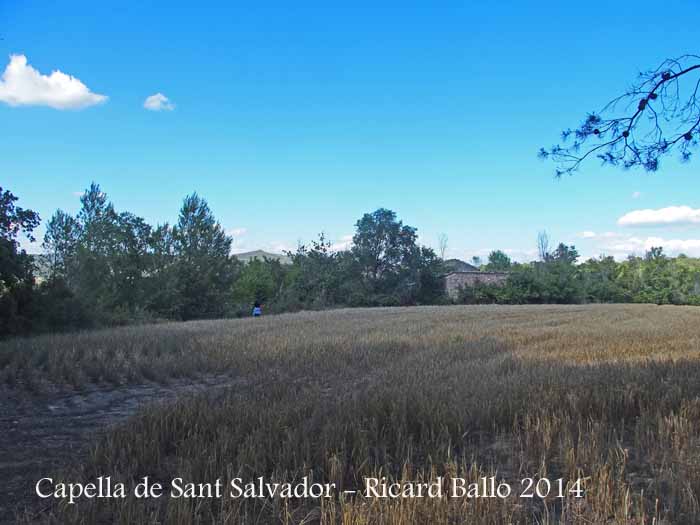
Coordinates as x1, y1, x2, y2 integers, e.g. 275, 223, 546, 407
442, 259, 479, 272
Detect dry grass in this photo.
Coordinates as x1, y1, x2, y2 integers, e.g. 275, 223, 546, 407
7, 304, 700, 523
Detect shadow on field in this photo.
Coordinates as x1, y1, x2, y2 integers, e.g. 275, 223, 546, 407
11, 336, 700, 524
0, 374, 243, 523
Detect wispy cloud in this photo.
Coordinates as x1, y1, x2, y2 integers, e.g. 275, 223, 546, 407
228, 227, 249, 254
0, 54, 107, 109
143, 92, 175, 111
578, 231, 620, 239
605, 236, 700, 257
631, 191, 642, 199
330, 234, 353, 252
618, 206, 700, 227
271, 242, 293, 254
227, 227, 247, 237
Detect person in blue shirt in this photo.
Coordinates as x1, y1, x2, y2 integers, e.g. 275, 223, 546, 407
252, 301, 262, 317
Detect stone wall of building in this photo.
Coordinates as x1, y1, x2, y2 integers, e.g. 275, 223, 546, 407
444, 271, 509, 299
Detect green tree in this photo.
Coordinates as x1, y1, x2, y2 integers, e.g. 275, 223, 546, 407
351, 208, 419, 298
71, 184, 121, 313
537, 243, 583, 303
551, 243, 580, 265
232, 257, 285, 310
111, 211, 152, 312
144, 223, 179, 317
43, 209, 81, 282
43, 184, 158, 323
171, 193, 238, 320
285, 234, 344, 308
70, 184, 154, 318
350, 209, 443, 305
580, 256, 625, 303
485, 250, 512, 271
0, 187, 41, 335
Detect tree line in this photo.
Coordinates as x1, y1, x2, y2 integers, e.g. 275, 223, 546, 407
2, 184, 700, 337
461, 244, 700, 306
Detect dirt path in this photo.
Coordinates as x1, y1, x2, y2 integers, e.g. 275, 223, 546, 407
0, 375, 242, 523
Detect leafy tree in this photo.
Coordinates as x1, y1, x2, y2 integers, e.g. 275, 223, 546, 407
232, 257, 286, 310
534, 243, 583, 303
411, 246, 446, 304
144, 223, 179, 317
551, 243, 579, 265
110, 211, 152, 312
541, 54, 700, 176
63, 184, 154, 319
71, 184, 122, 313
284, 234, 349, 308
171, 193, 238, 320
580, 256, 625, 303
0, 187, 41, 335
504, 264, 543, 304
645, 246, 665, 262
485, 250, 512, 271
43, 209, 81, 282
43, 184, 163, 323
0, 187, 40, 288
351, 208, 420, 298
637, 247, 676, 304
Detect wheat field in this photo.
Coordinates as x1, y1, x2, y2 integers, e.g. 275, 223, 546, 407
6, 304, 700, 524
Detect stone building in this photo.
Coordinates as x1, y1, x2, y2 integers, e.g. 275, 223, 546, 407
444, 271, 509, 300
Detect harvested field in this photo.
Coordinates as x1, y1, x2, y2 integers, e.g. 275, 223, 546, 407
3, 304, 700, 523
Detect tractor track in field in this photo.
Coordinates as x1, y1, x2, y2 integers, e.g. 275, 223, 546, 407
0, 375, 243, 523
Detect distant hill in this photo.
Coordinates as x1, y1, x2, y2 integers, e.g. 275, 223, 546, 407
234, 250, 292, 265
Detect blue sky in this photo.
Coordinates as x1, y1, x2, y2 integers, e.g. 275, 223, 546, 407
3, 1, 700, 261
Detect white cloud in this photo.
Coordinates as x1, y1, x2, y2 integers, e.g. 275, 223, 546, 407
143, 92, 175, 111
0, 54, 107, 109
228, 227, 248, 255
578, 231, 620, 240
618, 206, 700, 227
603, 236, 700, 257
632, 191, 642, 199
502, 248, 538, 262
227, 227, 247, 237
271, 243, 293, 254
330, 234, 353, 252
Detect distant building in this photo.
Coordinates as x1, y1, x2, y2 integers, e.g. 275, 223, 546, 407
442, 259, 509, 299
